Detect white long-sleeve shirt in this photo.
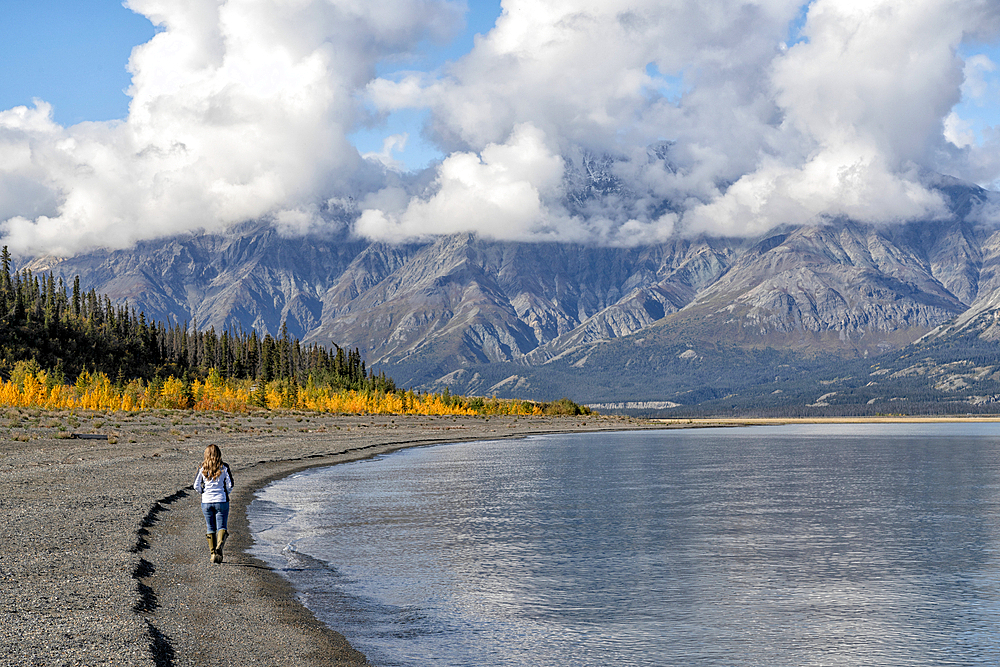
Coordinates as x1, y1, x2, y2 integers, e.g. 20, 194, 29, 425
194, 464, 234, 503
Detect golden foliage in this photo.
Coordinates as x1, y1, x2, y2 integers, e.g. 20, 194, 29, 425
0, 363, 544, 416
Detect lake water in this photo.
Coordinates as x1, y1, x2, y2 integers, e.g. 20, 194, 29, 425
248, 424, 1000, 666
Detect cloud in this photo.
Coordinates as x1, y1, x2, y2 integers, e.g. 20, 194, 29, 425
0, 0, 464, 256
3, 0, 1000, 256
944, 111, 977, 149
357, 123, 678, 244
360, 0, 804, 242
357, 123, 571, 241
361, 0, 1000, 242
962, 54, 997, 101
362, 133, 410, 171
686, 0, 990, 234
371, 0, 800, 159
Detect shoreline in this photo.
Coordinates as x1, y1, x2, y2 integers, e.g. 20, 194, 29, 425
4, 411, 990, 665
655, 416, 1000, 426
0, 412, 655, 666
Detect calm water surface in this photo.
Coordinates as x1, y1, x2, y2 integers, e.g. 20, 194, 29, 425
249, 424, 1000, 666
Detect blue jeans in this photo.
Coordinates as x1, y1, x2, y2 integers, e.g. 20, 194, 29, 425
202, 502, 230, 533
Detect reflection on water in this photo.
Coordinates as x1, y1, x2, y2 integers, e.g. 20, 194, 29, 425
249, 424, 1000, 666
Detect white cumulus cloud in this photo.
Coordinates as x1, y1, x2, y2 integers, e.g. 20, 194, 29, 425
0, 0, 464, 256
686, 0, 993, 235
361, 0, 1000, 242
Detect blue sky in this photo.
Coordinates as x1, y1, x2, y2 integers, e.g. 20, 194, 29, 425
349, 1, 502, 170
956, 41, 1000, 146
0, 0, 155, 125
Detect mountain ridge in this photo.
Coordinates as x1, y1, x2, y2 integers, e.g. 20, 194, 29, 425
21, 176, 1000, 406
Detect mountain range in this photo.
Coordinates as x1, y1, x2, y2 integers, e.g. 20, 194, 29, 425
23, 173, 1000, 413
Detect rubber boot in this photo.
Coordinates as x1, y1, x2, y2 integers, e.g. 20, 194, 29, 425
216, 528, 228, 563
206, 532, 217, 563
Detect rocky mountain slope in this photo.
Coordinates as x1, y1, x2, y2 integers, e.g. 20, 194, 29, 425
22, 177, 1000, 404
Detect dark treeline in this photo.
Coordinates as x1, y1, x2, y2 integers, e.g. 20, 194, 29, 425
0, 247, 395, 392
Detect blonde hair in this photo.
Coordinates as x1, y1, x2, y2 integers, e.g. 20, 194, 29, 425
201, 444, 223, 481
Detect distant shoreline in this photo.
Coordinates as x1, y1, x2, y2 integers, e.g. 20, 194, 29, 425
657, 416, 1000, 426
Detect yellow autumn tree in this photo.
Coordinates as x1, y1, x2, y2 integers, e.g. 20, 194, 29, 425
0, 364, 553, 416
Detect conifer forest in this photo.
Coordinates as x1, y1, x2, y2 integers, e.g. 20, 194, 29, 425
0, 248, 587, 416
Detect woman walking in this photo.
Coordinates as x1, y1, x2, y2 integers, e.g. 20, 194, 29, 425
194, 444, 235, 563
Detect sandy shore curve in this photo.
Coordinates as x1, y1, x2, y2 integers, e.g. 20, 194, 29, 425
0, 412, 655, 666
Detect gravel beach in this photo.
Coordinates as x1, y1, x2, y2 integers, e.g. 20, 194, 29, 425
0, 411, 658, 666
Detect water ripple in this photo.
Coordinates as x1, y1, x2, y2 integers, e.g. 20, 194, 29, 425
250, 424, 1000, 666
